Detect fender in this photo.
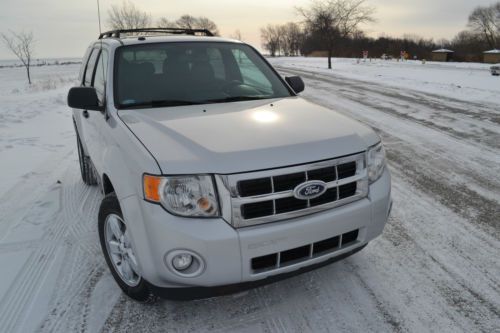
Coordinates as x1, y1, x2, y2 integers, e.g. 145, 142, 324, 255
99, 134, 160, 200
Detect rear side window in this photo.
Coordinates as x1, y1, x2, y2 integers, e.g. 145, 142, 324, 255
83, 50, 99, 86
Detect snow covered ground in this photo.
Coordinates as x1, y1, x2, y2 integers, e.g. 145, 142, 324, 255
0, 58, 499, 332
271, 57, 499, 104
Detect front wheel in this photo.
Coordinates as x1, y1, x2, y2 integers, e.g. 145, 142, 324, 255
98, 193, 157, 303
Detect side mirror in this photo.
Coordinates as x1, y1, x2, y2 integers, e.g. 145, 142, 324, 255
285, 76, 305, 94
67, 87, 103, 111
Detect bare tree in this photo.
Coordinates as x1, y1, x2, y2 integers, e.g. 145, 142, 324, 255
107, 0, 151, 30
196, 17, 220, 35
282, 22, 303, 56
298, 0, 375, 68
260, 24, 282, 57
1, 31, 35, 84
173, 15, 219, 35
157, 17, 175, 28
175, 15, 198, 30
230, 29, 243, 41
468, 3, 500, 49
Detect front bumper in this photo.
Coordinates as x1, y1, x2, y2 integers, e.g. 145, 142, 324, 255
150, 244, 367, 300
119, 168, 391, 291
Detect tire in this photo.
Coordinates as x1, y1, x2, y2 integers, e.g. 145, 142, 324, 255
76, 133, 98, 186
98, 193, 158, 303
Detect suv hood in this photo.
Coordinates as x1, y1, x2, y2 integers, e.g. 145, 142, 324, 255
119, 97, 379, 174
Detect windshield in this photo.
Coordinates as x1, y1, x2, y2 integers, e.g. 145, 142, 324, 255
114, 42, 293, 109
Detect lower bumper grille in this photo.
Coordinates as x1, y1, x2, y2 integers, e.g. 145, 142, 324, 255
251, 229, 360, 273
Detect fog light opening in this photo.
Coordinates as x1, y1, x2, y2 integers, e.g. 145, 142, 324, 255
172, 253, 193, 271
165, 250, 205, 277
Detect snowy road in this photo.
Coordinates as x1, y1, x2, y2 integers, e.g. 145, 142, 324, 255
0, 59, 499, 332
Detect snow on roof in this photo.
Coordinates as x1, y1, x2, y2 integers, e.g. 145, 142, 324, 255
432, 49, 454, 53
483, 49, 500, 54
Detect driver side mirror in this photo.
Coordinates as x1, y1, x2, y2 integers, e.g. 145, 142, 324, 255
285, 76, 305, 94
67, 87, 103, 111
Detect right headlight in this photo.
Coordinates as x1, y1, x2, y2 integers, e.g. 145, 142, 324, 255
367, 142, 386, 183
143, 174, 220, 217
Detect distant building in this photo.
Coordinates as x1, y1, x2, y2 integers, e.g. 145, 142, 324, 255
483, 49, 500, 64
431, 49, 454, 62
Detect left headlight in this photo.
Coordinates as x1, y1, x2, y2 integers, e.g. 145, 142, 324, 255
143, 175, 220, 217
367, 142, 386, 184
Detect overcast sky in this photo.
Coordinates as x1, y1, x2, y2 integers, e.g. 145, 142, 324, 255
0, 0, 496, 60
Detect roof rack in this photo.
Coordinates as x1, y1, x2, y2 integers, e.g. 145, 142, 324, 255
98, 28, 214, 39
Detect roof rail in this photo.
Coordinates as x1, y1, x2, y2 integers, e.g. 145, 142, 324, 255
98, 28, 214, 39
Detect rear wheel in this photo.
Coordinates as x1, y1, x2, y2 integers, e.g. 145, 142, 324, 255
98, 193, 157, 303
76, 133, 97, 185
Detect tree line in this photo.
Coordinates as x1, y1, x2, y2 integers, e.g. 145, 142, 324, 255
261, 0, 500, 64
108, 0, 219, 35
3, 0, 499, 85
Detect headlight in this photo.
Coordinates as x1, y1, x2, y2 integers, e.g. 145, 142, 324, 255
367, 142, 386, 183
143, 175, 219, 217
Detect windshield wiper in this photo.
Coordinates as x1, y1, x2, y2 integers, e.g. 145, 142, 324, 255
120, 100, 203, 109
203, 96, 271, 104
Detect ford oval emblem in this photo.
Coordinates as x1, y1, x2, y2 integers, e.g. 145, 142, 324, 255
293, 181, 328, 200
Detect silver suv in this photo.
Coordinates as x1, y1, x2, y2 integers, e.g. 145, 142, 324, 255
68, 28, 392, 302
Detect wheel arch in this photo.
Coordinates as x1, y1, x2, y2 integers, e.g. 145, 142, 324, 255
102, 173, 115, 195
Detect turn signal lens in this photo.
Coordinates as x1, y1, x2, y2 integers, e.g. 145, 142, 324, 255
143, 175, 163, 202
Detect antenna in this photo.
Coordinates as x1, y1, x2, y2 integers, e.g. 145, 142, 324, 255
97, 0, 102, 35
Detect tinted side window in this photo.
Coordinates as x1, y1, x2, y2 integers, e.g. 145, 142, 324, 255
79, 47, 93, 83
84, 50, 99, 86
92, 50, 108, 104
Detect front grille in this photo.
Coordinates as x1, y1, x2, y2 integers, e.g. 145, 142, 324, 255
238, 161, 356, 197
251, 229, 360, 273
241, 182, 358, 219
219, 152, 368, 228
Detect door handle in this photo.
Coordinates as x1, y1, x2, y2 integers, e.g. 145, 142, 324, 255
83, 110, 89, 118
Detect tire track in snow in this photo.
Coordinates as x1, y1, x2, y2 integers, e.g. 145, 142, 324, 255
0, 149, 76, 333
0, 150, 102, 333
38, 166, 107, 333
0, 186, 66, 332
